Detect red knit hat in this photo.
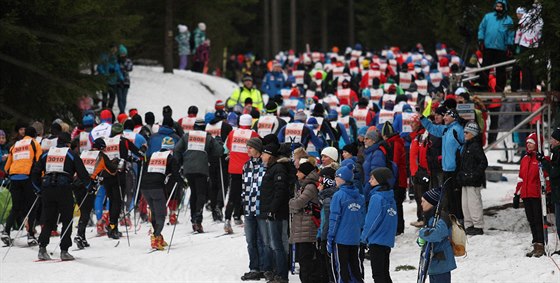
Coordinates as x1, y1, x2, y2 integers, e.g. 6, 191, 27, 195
439, 57, 449, 67
117, 113, 128, 124
100, 110, 112, 122
215, 100, 225, 111
315, 72, 323, 80
128, 108, 138, 118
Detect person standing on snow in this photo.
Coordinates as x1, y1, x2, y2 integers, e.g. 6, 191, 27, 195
193, 22, 206, 51
541, 128, 560, 255
477, 0, 514, 92
97, 44, 123, 110
116, 44, 133, 114
175, 24, 191, 70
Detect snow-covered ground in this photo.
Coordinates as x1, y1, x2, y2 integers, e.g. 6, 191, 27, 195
1, 67, 559, 282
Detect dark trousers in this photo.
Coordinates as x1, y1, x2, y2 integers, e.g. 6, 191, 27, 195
296, 242, 321, 283
225, 174, 243, 220
511, 46, 535, 91
414, 182, 430, 221
479, 48, 508, 92
4, 179, 37, 234
394, 187, 406, 234
442, 171, 463, 220
186, 173, 208, 224
142, 189, 167, 236
38, 185, 74, 251
208, 159, 228, 210
102, 85, 117, 109
332, 244, 363, 283
523, 197, 545, 244
74, 189, 95, 237
369, 244, 392, 283
116, 85, 129, 114
430, 272, 451, 283
103, 173, 126, 225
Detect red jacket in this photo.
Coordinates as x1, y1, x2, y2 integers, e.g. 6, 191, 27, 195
409, 129, 429, 177
516, 133, 550, 198
386, 134, 407, 189
226, 127, 259, 174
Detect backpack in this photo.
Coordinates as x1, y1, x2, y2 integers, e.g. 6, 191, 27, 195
304, 201, 322, 228
449, 214, 467, 256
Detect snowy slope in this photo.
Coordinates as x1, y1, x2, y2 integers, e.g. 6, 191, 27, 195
2, 68, 560, 282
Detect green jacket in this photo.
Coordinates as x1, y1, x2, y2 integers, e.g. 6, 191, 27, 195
226, 87, 264, 112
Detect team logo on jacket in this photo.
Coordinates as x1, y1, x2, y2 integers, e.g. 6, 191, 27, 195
387, 207, 397, 216
348, 203, 361, 211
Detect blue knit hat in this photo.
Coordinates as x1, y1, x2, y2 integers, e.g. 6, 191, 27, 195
357, 126, 369, 137
82, 114, 95, 127
335, 164, 354, 183
423, 187, 442, 206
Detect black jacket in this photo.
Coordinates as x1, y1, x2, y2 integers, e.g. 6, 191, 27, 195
542, 145, 560, 203
141, 150, 182, 191
457, 137, 488, 187
427, 132, 443, 173
259, 158, 291, 220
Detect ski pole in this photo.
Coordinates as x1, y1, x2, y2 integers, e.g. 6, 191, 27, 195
50, 191, 91, 255
165, 182, 178, 208
167, 197, 181, 254
117, 175, 130, 247
2, 195, 40, 261
218, 157, 226, 207
132, 160, 144, 234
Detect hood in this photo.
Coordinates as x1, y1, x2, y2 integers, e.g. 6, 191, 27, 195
301, 170, 320, 187
340, 158, 356, 168
339, 184, 361, 198
525, 132, 543, 153
158, 125, 175, 135
368, 185, 394, 199
495, 0, 508, 11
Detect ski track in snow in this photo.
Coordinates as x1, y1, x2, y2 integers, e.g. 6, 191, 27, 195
2, 67, 560, 282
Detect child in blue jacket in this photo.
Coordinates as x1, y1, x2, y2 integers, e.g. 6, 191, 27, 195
360, 167, 397, 283
418, 187, 457, 283
328, 164, 366, 283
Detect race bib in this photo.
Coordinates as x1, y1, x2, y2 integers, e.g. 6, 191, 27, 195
430, 72, 443, 87
41, 138, 58, 152
91, 123, 112, 140
104, 136, 121, 160
416, 80, 428, 95
353, 109, 369, 128
285, 123, 304, 144
232, 129, 253, 153
147, 151, 171, 174
280, 89, 291, 100
399, 72, 412, 90
284, 99, 299, 111
205, 121, 222, 138
45, 147, 69, 174
181, 117, 196, 132
79, 132, 91, 153
258, 116, 276, 137
338, 116, 351, 136
187, 130, 207, 152
401, 112, 416, 133
379, 109, 394, 125
337, 88, 350, 103
80, 150, 100, 175
293, 70, 304, 85
13, 139, 32, 161
371, 88, 383, 102
122, 131, 136, 144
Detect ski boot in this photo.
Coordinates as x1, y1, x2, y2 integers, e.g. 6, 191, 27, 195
234, 217, 243, 226
1, 231, 12, 246
212, 208, 223, 222
241, 271, 263, 281
74, 235, 89, 249
107, 224, 120, 240
223, 220, 233, 234
192, 223, 204, 233
38, 246, 51, 261
96, 220, 107, 236
50, 230, 60, 237
150, 234, 162, 250
169, 212, 178, 225
27, 233, 38, 246
60, 250, 75, 261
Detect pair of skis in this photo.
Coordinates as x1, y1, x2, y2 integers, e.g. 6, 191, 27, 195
536, 121, 550, 257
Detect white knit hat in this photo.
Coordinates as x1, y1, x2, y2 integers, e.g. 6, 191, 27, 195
178, 24, 188, 33
321, 147, 339, 162
239, 114, 253, 127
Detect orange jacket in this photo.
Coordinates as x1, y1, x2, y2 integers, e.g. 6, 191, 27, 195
5, 136, 43, 176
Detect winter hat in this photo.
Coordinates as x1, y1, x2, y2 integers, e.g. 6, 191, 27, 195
312, 103, 325, 116
357, 126, 369, 138
307, 117, 319, 129
526, 133, 538, 145
178, 24, 188, 33
294, 111, 307, 122
51, 122, 62, 135
82, 115, 95, 127
163, 105, 173, 117
100, 109, 113, 123
266, 101, 279, 114
319, 167, 336, 180
342, 143, 358, 156
198, 22, 206, 31
30, 121, 44, 136
423, 187, 442, 206
93, 138, 106, 150
371, 167, 394, 186
435, 106, 447, 116
24, 127, 37, 138
298, 162, 316, 176
341, 105, 351, 116
111, 123, 124, 136
239, 114, 253, 127
327, 109, 338, 120
246, 137, 263, 153
443, 98, 457, 110
161, 136, 175, 150
57, 132, 71, 145
129, 108, 138, 118
263, 143, 280, 157
162, 116, 174, 128
205, 112, 215, 124
132, 114, 143, 126
145, 112, 155, 125
358, 97, 369, 107
464, 122, 480, 136
14, 121, 26, 133
188, 106, 199, 116
552, 128, 560, 142
194, 119, 206, 130
516, 7, 526, 14
365, 130, 379, 142
262, 134, 279, 146
215, 110, 227, 120
381, 121, 395, 137
335, 164, 354, 183
242, 74, 253, 82
445, 109, 459, 120
123, 119, 135, 131
0, 129, 5, 137
321, 147, 339, 162
215, 100, 225, 111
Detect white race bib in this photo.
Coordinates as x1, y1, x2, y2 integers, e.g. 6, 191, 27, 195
379, 109, 394, 125
147, 151, 171, 174
181, 117, 196, 132
258, 116, 276, 137
104, 136, 121, 160
187, 131, 207, 152
79, 132, 91, 153
13, 139, 33, 161
41, 138, 58, 152
353, 109, 368, 128
231, 129, 253, 153
45, 147, 69, 174
80, 150, 100, 175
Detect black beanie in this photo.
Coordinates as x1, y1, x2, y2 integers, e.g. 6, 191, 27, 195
342, 143, 358, 156
51, 122, 62, 135
123, 119, 135, 130
188, 106, 199, 115
57, 132, 71, 145
132, 114, 143, 126
298, 162, 316, 176
24, 126, 37, 138
266, 101, 278, 114
371, 167, 394, 186
162, 116, 174, 128
145, 112, 155, 125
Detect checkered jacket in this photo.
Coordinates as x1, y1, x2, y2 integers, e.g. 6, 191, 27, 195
242, 157, 266, 216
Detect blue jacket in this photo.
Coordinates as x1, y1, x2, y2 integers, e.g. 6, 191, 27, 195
147, 126, 180, 157
278, 121, 324, 151
419, 213, 457, 275
97, 53, 124, 86
362, 142, 397, 197
360, 185, 397, 247
477, 0, 514, 51
123, 130, 147, 155
328, 184, 365, 246
420, 117, 464, 172
341, 158, 363, 193
261, 71, 286, 97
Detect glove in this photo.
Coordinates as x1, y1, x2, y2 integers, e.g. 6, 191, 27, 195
267, 212, 276, 221
416, 237, 426, 247
536, 152, 545, 162
513, 194, 520, 209
88, 183, 98, 195
34, 189, 41, 197
478, 40, 484, 51
327, 240, 333, 254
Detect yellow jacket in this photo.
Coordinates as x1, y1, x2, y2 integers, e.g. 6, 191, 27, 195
226, 87, 264, 111
5, 136, 43, 176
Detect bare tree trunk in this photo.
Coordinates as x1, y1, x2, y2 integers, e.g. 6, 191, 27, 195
348, 0, 355, 47
321, 0, 328, 52
290, 0, 297, 52
163, 0, 174, 73
263, 0, 271, 60
271, 0, 282, 56
302, 0, 311, 50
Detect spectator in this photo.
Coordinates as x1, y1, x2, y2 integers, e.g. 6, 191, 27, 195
511, 4, 543, 91
175, 24, 191, 70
